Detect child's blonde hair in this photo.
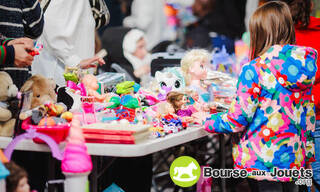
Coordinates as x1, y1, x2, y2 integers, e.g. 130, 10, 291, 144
180, 49, 210, 86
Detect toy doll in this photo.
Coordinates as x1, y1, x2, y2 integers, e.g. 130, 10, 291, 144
81, 74, 108, 102
166, 91, 194, 123
181, 49, 211, 103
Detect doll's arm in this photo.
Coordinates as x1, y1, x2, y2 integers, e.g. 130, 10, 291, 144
204, 63, 260, 134
87, 90, 106, 102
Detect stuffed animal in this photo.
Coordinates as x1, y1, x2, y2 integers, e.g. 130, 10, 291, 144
0, 72, 18, 136
20, 75, 57, 109
155, 67, 185, 101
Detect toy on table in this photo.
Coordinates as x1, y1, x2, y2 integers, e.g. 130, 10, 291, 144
64, 67, 80, 83
105, 94, 139, 122
81, 96, 97, 125
166, 91, 194, 123
0, 72, 18, 137
161, 114, 187, 134
20, 74, 57, 109
116, 81, 135, 95
149, 126, 165, 138
155, 67, 185, 101
95, 72, 125, 93
181, 49, 211, 103
81, 74, 108, 102
62, 119, 92, 192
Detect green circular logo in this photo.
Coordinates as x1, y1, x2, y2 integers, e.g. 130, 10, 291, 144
170, 156, 201, 187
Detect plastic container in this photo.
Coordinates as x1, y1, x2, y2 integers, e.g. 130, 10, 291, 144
21, 118, 70, 144
63, 172, 89, 192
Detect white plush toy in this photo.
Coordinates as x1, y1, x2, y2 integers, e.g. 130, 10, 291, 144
155, 67, 185, 101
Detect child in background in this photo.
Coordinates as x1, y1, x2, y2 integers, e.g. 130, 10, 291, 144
4, 162, 31, 192
204, 1, 317, 192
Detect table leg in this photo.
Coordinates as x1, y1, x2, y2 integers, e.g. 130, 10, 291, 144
219, 134, 226, 192
90, 156, 98, 192
48, 155, 56, 192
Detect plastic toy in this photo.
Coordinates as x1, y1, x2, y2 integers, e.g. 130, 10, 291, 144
155, 67, 185, 101
116, 81, 135, 95
181, 49, 212, 103
81, 74, 108, 102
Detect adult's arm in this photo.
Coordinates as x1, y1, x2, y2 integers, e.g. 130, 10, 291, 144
41, 0, 87, 67
21, 0, 44, 38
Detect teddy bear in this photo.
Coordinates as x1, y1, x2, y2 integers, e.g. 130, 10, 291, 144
20, 75, 57, 109
0, 72, 18, 137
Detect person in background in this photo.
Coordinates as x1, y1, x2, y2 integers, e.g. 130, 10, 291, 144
204, 2, 316, 192
101, 27, 151, 84
123, 0, 171, 50
277, 1, 320, 191
186, 0, 247, 53
32, 0, 105, 86
0, 0, 44, 89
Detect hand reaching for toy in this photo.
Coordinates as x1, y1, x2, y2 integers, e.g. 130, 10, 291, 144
13, 44, 34, 67
7, 37, 34, 48
79, 56, 105, 69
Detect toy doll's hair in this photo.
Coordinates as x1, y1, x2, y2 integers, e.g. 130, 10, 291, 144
249, 1, 295, 60
166, 91, 185, 112
180, 49, 210, 86
4, 162, 28, 192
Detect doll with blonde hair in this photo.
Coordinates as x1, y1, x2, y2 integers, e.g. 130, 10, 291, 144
181, 49, 212, 106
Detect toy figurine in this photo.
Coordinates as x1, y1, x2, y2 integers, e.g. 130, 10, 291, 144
181, 49, 211, 103
81, 74, 108, 102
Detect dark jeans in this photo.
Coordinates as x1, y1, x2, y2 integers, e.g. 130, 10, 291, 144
247, 179, 299, 192
311, 120, 320, 192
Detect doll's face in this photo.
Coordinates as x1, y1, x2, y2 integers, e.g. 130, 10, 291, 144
175, 96, 187, 109
189, 59, 208, 80
133, 38, 148, 60
82, 74, 99, 90
15, 177, 30, 192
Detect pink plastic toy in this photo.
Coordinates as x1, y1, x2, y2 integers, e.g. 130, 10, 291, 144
61, 119, 92, 173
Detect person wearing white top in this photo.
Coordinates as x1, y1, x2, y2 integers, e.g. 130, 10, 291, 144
123, 0, 172, 50
32, 0, 104, 86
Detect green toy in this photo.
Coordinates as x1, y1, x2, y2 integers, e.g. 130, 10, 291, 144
116, 81, 135, 94
63, 72, 79, 83
107, 96, 121, 108
122, 97, 139, 109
